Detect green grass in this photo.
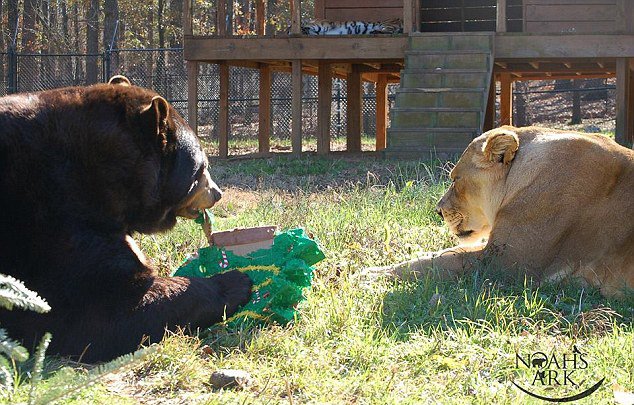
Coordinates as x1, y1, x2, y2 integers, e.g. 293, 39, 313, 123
3, 155, 633, 404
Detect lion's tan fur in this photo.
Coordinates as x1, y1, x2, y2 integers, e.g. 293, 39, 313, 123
384, 126, 634, 296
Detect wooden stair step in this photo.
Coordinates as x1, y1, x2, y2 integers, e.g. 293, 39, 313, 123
405, 52, 490, 69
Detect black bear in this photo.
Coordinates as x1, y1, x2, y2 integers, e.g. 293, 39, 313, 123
0, 76, 252, 362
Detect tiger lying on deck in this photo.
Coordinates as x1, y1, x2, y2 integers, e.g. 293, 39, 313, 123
297, 18, 403, 35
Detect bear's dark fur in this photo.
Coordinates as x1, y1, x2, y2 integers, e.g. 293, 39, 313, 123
0, 79, 252, 362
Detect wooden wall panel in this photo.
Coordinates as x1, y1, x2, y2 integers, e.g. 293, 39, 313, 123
323, 8, 403, 22
524, 0, 617, 33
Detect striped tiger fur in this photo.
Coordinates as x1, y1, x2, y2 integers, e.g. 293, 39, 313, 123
299, 18, 403, 35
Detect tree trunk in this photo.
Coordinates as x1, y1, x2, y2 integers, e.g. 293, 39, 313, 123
169, 0, 183, 48
73, 1, 81, 85
7, 0, 17, 44
86, 0, 100, 84
514, 81, 530, 127
103, 0, 120, 78
22, 0, 37, 51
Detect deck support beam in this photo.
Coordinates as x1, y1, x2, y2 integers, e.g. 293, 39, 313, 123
219, 62, 230, 158
616, 58, 634, 146
258, 64, 271, 155
483, 73, 496, 132
375, 74, 388, 151
346, 64, 362, 152
499, 74, 513, 126
292, 60, 303, 156
317, 61, 332, 155
187, 61, 198, 133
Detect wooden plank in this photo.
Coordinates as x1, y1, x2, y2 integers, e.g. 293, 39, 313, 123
324, 8, 403, 22
258, 64, 271, 155
375, 74, 388, 151
256, 0, 265, 36
184, 0, 192, 36
186, 61, 198, 133
184, 37, 409, 61
403, 0, 412, 34
291, 0, 301, 35
615, 58, 631, 146
317, 62, 332, 155
219, 62, 229, 158
413, 0, 421, 33
524, 0, 614, 4
217, 0, 227, 36
492, 34, 634, 58
525, 5, 615, 22
499, 74, 513, 126
325, 0, 403, 8
346, 64, 362, 152
483, 73, 495, 131
497, 0, 507, 32
315, 0, 325, 19
525, 21, 616, 34
292, 60, 303, 156
617, 0, 634, 33
629, 60, 634, 145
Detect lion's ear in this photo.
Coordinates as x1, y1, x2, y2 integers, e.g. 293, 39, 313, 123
108, 75, 131, 86
482, 129, 519, 164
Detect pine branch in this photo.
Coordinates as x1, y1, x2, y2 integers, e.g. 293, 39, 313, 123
0, 275, 50, 313
28, 332, 51, 405
0, 328, 29, 362
35, 345, 158, 404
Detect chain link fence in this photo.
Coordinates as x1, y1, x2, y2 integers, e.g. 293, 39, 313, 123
1, 47, 617, 154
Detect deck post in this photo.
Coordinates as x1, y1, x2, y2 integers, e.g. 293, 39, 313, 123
403, 0, 413, 34
499, 74, 513, 126
616, 58, 633, 146
375, 74, 388, 151
292, 60, 303, 156
346, 64, 362, 152
219, 62, 230, 158
291, 0, 301, 35
483, 73, 496, 131
184, 0, 192, 36
617, 0, 634, 33
217, 0, 227, 36
187, 61, 198, 133
256, 0, 266, 35
496, 0, 507, 33
258, 64, 271, 155
317, 61, 332, 155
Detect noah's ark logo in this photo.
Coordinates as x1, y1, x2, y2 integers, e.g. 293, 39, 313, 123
512, 345, 604, 402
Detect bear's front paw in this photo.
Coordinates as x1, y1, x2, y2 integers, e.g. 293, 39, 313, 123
210, 271, 253, 314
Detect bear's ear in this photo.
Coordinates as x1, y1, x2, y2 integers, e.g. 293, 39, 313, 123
140, 96, 171, 148
108, 75, 131, 86
482, 128, 519, 164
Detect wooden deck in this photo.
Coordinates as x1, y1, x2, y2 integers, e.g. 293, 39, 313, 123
183, 0, 634, 158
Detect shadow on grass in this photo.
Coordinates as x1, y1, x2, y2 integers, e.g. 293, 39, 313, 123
380, 265, 634, 341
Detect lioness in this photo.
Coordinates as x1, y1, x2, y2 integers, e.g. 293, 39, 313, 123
374, 126, 634, 296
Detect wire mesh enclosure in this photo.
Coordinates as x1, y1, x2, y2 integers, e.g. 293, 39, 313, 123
0, 47, 618, 155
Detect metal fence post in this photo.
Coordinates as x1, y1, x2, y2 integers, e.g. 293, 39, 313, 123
103, 51, 110, 82
7, 46, 17, 94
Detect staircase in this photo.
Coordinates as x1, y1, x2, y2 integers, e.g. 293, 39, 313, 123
384, 33, 494, 159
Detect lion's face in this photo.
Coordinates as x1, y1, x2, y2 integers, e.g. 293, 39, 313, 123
436, 129, 519, 246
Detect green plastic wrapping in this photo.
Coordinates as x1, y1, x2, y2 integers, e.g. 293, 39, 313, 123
173, 227, 325, 330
